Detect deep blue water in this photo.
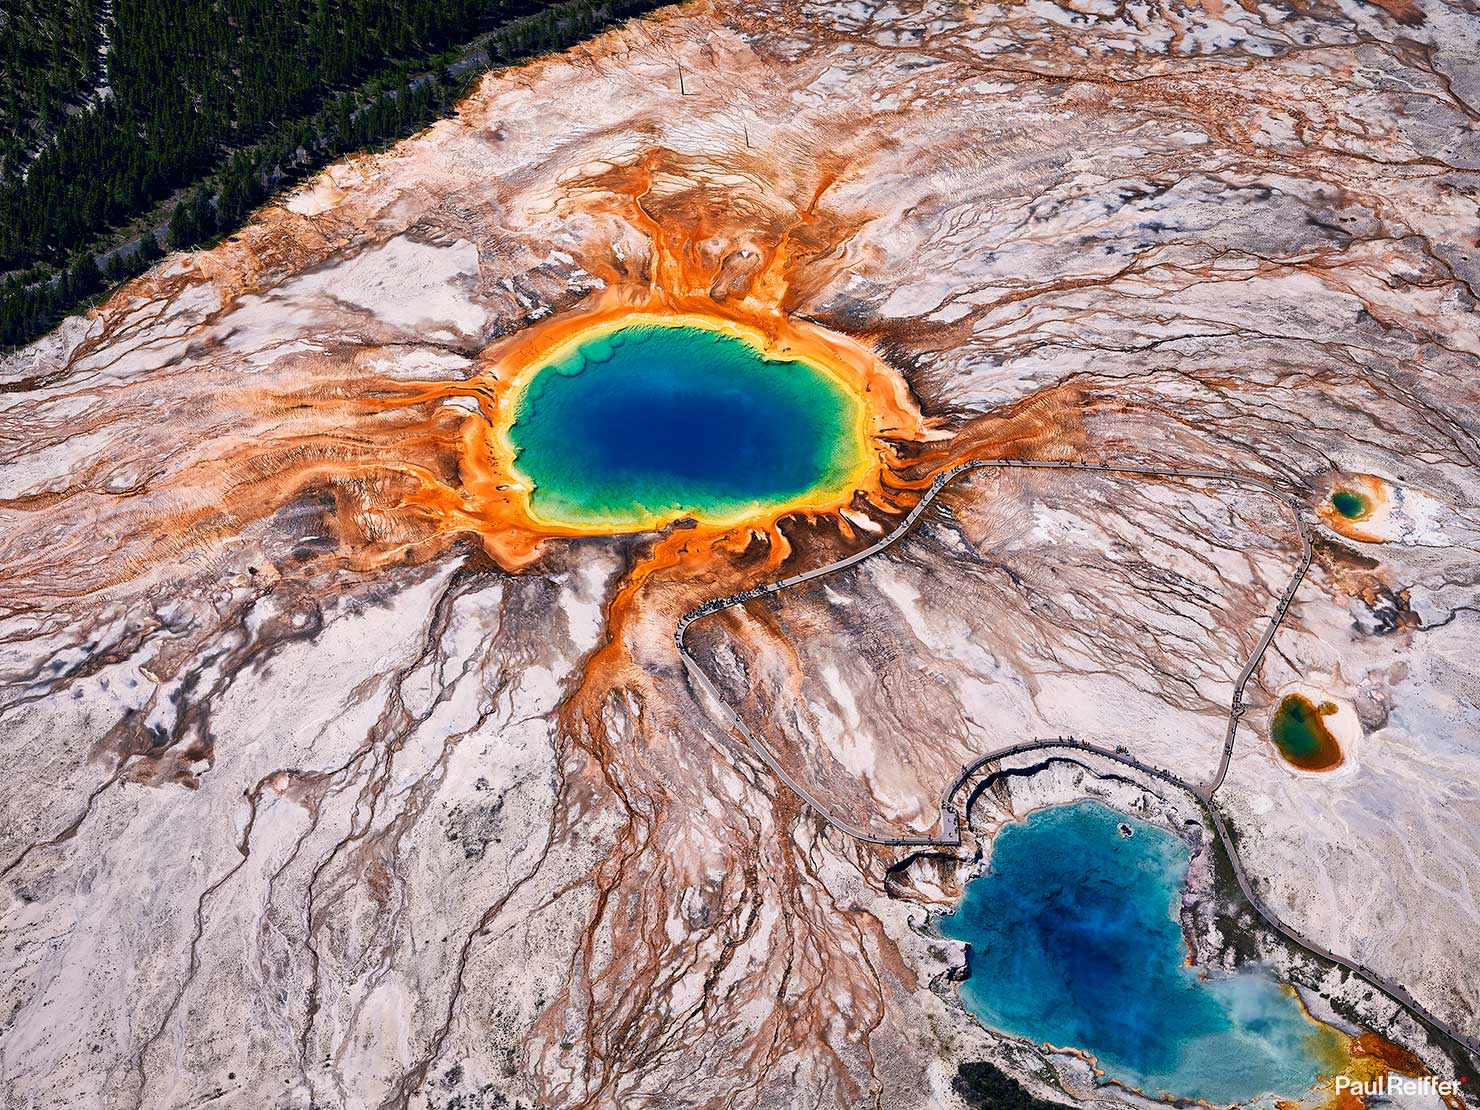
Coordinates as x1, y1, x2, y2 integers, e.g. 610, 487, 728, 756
938, 802, 1339, 1105
507, 323, 866, 527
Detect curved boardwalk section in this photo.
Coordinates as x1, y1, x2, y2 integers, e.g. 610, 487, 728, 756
680, 458, 1309, 843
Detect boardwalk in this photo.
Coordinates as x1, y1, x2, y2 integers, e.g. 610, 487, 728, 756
677, 457, 1311, 845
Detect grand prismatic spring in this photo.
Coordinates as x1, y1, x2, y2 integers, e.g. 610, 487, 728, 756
503, 320, 872, 530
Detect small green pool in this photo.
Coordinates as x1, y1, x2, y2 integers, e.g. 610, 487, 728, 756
1270, 694, 1344, 770
1331, 489, 1371, 520
506, 322, 870, 530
